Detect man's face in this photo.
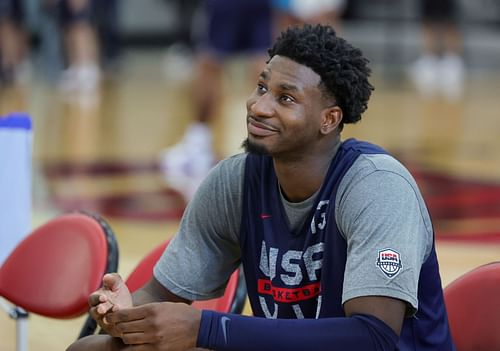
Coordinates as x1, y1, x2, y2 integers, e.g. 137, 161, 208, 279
244, 55, 331, 159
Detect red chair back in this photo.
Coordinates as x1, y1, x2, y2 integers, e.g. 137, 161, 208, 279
0, 213, 118, 319
126, 239, 246, 313
444, 262, 500, 351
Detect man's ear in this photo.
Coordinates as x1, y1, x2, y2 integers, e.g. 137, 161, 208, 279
320, 106, 343, 135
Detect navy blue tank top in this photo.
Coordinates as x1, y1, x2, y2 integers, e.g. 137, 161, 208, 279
240, 138, 454, 350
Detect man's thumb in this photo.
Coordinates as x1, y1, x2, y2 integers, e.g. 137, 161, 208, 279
102, 273, 124, 291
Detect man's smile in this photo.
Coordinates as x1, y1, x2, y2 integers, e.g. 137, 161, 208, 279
247, 116, 279, 137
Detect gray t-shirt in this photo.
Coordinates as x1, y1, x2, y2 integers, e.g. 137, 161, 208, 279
154, 148, 432, 311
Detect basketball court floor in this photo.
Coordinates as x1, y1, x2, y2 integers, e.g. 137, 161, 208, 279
1, 48, 500, 350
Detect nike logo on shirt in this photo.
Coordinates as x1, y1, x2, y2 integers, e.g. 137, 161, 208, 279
221, 316, 230, 344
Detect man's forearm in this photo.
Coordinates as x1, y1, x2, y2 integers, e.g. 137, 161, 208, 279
197, 311, 399, 351
132, 288, 164, 305
132, 278, 191, 306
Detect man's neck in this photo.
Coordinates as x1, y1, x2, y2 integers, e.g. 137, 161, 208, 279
274, 138, 341, 203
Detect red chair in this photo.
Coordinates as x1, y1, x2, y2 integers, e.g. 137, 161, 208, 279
0, 212, 119, 351
126, 239, 247, 314
444, 262, 500, 351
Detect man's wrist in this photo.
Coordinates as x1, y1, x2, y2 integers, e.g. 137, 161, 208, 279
196, 310, 212, 348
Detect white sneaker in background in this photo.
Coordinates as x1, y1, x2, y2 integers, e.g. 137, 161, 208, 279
59, 63, 100, 94
159, 122, 215, 200
408, 55, 440, 97
161, 43, 194, 82
438, 53, 465, 101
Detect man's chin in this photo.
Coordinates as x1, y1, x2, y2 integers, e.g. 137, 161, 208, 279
241, 138, 269, 155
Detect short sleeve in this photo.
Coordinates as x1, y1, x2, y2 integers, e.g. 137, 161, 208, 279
336, 154, 433, 313
153, 154, 246, 300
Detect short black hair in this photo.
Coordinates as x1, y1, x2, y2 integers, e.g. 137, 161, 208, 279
268, 24, 374, 126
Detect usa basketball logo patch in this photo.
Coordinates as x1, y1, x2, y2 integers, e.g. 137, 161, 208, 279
376, 249, 402, 278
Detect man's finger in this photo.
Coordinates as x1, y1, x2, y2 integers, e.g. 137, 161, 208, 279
115, 319, 148, 335
89, 292, 107, 307
121, 331, 153, 345
106, 306, 148, 324
96, 301, 114, 314
102, 273, 124, 291
89, 306, 101, 320
89, 292, 113, 309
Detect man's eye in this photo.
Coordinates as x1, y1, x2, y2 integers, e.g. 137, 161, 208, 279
280, 95, 293, 103
257, 84, 267, 93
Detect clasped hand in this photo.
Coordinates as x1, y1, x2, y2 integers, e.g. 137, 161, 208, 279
89, 273, 202, 350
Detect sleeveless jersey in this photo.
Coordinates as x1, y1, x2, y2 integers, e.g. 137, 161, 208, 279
240, 138, 455, 349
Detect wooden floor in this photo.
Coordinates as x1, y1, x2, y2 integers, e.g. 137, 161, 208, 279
1, 49, 500, 350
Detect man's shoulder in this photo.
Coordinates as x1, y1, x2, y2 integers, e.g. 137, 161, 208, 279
338, 152, 416, 195
205, 153, 248, 191
214, 153, 247, 175
354, 153, 412, 179
228, 153, 248, 162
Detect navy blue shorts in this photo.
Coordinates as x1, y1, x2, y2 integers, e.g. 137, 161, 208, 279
58, 0, 94, 26
421, 0, 458, 22
199, 0, 272, 57
0, 0, 23, 22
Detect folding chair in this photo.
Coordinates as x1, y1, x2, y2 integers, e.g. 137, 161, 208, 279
125, 239, 247, 314
444, 262, 500, 351
0, 212, 119, 351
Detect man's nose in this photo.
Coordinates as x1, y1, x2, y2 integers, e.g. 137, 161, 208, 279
249, 93, 274, 117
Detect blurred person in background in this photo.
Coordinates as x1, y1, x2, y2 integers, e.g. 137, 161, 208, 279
272, 0, 346, 32
93, 0, 120, 75
408, 0, 465, 100
0, 0, 29, 85
161, 0, 200, 81
159, 0, 273, 200
52, 0, 101, 94
1, 0, 118, 94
